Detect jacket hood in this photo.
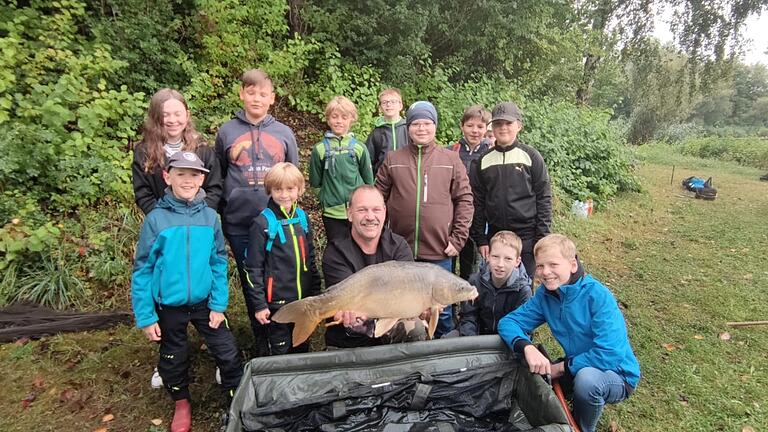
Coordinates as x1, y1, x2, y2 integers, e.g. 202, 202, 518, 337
157, 188, 208, 213
374, 116, 405, 128
234, 110, 276, 128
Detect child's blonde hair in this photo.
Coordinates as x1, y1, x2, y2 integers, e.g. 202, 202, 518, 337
324, 96, 358, 123
489, 231, 522, 257
264, 162, 305, 196
461, 104, 491, 125
241, 68, 273, 89
378, 88, 402, 102
534, 234, 577, 260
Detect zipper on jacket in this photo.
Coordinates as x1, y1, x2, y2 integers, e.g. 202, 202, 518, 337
413, 146, 423, 258
186, 215, 192, 304
282, 207, 303, 300
423, 174, 428, 203
391, 123, 397, 150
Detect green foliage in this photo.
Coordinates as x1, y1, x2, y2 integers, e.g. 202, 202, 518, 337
84, 0, 197, 95
677, 136, 768, 169
0, 0, 146, 218
0, 221, 60, 271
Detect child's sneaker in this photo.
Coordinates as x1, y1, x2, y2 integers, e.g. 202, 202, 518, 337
150, 367, 163, 389
215, 367, 222, 385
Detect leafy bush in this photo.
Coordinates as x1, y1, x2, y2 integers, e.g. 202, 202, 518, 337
655, 122, 703, 144
677, 137, 768, 169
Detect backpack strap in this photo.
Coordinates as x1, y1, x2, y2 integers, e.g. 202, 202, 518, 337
295, 208, 309, 234
261, 208, 283, 252
322, 135, 358, 172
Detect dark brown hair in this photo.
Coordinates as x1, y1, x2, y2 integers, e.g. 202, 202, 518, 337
139, 88, 203, 172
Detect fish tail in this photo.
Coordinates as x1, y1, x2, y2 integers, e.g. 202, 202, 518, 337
272, 299, 324, 347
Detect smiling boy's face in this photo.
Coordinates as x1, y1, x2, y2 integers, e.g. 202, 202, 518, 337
379, 94, 403, 120
535, 247, 578, 291
163, 167, 204, 202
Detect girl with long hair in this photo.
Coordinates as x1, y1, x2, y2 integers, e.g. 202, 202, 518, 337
132, 88, 222, 214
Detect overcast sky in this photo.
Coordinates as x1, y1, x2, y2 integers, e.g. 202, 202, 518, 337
654, 11, 767, 66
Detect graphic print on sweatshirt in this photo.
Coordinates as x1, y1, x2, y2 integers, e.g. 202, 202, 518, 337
229, 130, 286, 186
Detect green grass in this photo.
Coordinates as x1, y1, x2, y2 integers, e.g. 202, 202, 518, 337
1, 144, 767, 431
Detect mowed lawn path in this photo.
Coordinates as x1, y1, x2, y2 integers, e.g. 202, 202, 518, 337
1, 145, 766, 431
557, 145, 768, 431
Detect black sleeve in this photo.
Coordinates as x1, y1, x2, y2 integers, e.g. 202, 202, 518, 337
214, 131, 229, 179
322, 243, 356, 289
305, 221, 322, 297
458, 276, 480, 336
392, 235, 415, 262
243, 217, 268, 312
469, 158, 488, 246
530, 150, 552, 240
197, 145, 224, 212
131, 143, 158, 215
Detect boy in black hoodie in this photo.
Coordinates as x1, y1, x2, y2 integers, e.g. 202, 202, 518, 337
215, 69, 300, 353
244, 163, 321, 355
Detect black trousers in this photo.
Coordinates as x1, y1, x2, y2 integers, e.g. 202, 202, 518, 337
455, 238, 477, 280
322, 216, 350, 244
156, 301, 243, 401
253, 303, 310, 356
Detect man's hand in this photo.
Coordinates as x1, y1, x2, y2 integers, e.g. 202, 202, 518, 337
551, 361, 565, 379
209, 311, 226, 329
444, 242, 459, 257
142, 323, 162, 342
418, 306, 444, 322
523, 344, 551, 375
254, 308, 271, 325
333, 310, 368, 327
478, 245, 489, 260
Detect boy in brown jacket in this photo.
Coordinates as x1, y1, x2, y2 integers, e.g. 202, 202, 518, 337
375, 101, 473, 337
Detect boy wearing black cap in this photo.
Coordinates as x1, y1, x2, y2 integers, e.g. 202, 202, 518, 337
469, 101, 552, 275
375, 101, 473, 337
131, 151, 243, 432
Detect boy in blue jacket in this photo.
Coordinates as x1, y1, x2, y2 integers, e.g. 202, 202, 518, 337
498, 234, 640, 432
131, 151, 242, 432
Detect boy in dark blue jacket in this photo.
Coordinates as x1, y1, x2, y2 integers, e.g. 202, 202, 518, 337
245, 162, 321, 355
131, 151, 242, 432
499, 234, 640, 432
458, 231, 531, 336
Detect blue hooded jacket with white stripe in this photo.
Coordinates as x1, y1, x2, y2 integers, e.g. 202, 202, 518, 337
498, 273, 641, 389
131, 189, 228, 329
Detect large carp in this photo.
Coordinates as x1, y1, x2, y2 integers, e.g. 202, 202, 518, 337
272, 261, 478, 347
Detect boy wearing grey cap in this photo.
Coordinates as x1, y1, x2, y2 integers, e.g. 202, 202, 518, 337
469, 102, 552, 276
375, 101, 473, 337
131, 151, 242, 432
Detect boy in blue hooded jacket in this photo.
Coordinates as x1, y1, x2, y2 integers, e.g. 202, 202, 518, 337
131, 151, 242, 432
498, 234, 640, 432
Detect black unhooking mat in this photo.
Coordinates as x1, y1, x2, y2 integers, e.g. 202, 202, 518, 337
0, 303, 131, 343
227, 335, 571, 432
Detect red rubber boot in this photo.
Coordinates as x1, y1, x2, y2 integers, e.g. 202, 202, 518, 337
170, 399, 192, 432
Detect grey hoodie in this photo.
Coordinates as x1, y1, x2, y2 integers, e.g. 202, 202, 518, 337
215, 110, 299, 234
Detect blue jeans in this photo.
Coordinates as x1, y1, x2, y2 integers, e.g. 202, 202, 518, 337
572, 367, 630, 432
417, 258, 454, 338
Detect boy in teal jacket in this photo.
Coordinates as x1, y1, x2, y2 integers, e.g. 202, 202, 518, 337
132, 151, 242, 432
498, 234, 640, 432
309, 96, 374, 242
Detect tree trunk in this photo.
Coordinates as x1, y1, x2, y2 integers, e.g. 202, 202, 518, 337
287, 0, 306, 36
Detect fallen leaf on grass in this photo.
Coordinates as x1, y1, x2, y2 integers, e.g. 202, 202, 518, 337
93, 428, 108, 432
59, 388, 77, 403
661, 343, 676, 352
150, 419, 163, 426
742, 426, 755, 432
693, 335, 704, 340
33, 375, 45, 388
678, 394, 689, 406
21, 393, 36, 409
719, 332, 731, 341
609, 420, 620, 431
102, 414, 114, 423
14, 337, 30, 346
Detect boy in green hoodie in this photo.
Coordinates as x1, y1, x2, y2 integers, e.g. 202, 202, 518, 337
365, 88, 408, 173
309, 96, 374, 242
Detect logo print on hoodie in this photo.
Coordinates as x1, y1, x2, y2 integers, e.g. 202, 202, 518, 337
230, 131, 286, 186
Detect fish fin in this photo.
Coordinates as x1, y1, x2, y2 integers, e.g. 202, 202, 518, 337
427, 306, 440, 340
374, 318, 400, 338
272, 299, 323, 347
290, 316, 321, 347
